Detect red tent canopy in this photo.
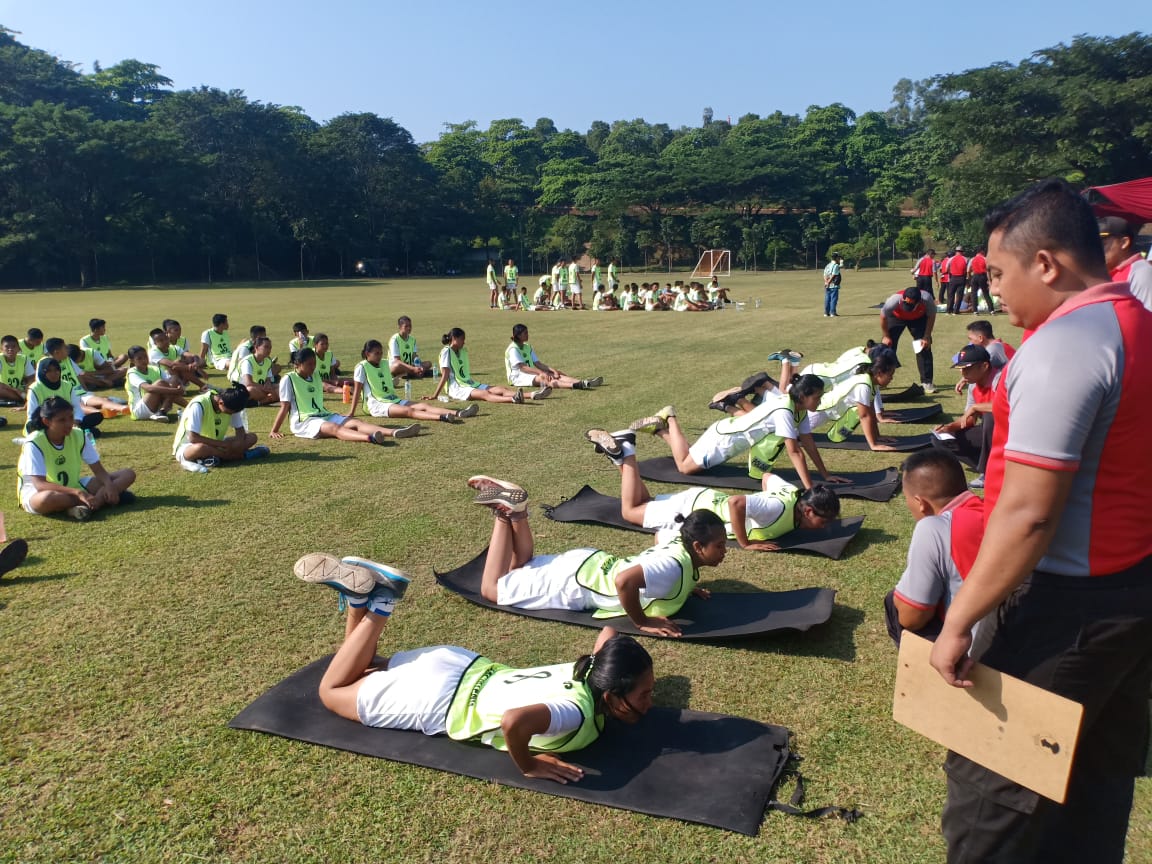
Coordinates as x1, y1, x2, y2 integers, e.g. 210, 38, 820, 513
1084, 178, 1152, 223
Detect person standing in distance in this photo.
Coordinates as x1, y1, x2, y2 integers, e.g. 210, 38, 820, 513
822, 253, 842, 317
929, 179, 1152, 864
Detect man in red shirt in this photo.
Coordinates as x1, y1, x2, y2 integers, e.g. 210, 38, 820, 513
912, 249, 936, 296
931, 344, 1000, 486
937, 250, 951, 303
945, 245, 968, 314
929, 179, 1152, 864
966, 247, 991, 314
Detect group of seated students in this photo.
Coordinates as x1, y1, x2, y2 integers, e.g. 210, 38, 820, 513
509, 275, 731, 312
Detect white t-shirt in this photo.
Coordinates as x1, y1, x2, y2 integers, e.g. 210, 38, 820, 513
238, 355, 270, 384
126, 366, 169, 404
18, 432, 100, 480
504, 342, 539, 373
174, 399, 245, 449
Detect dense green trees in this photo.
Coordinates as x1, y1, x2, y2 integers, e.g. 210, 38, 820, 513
0, 27, 1149, 287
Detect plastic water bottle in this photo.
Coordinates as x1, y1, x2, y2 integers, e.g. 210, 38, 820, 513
404, 379, 412, 399
341, 382, 352, 404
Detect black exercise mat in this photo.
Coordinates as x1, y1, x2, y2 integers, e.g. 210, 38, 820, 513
881, 383, 925, 403
435, 547, 836, 641
542, 486, 864, 560
882, 404, 942, 423
229, 656, 792, 835
811, 431, 933, 452
637, 457, 901, 502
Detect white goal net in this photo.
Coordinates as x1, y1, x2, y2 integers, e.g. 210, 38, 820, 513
691, 249, 731, 278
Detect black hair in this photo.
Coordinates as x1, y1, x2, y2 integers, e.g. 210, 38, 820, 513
249, 325, 267, 339
66, 344, 83, 362
983, 178, 1105, 273
291, 347, 316, 366
511, 323, 529, 342
967, 319, 994, 339
798, 484, 841, 520
26, 327, 43, 340
442, 327, 465, 345
36, 395, 74, 427
89, 318, 105, 331
361, 339, 383, 359
293, 322, 308, 333
313, 332, 329, 344
1, 334, 16, 346
902, 450, 968, 500
572, 634, 653, 713
217, 385, 250, 413
149, 327, 165, 340
126, 345, 147, 360
37, 357, 61, 380
397, 315, 412, 327
676, 508, 726, 548
212, 314, 228, 328
926, 248, 935, 256
44, 337, 66, 356
869, 349, 898, 376
787, 373, 825, 402
251, 336, 272, 351
161, 319, 179, 330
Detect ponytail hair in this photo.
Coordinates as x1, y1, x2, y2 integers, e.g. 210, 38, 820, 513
126, 345, 147, 360
787, 373, 824, 403
798, 484, 841, 520
572, 634, 652, 713
361, 339, 383, 360
675, 508, 726, 548
868, 346, 898, 376
29, 395, 73, 432
442, 327, 465, 346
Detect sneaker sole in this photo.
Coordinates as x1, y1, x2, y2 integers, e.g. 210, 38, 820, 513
586, 377, 604, 388
67, 505, 92, 521
467, 475, 525, 495
340, 556, 411, 597
585, 429, 622, 457
392, 424, 422, 439
628, 416, 666, 434
293, 553, 376, 596
473, 486, 529, 511
531, 387, 553, 400
457, 403, 479, 418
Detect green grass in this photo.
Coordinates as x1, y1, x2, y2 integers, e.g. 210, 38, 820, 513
0, 270, 1148, 863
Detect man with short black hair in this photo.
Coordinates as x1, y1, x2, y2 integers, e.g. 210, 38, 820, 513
879, 286, 937, 393
929, 178, 1152, 864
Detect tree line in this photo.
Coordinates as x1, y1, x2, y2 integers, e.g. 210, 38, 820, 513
1, 27, 1149, 287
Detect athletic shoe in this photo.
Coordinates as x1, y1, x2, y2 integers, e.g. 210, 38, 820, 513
199, 456, 222, 469
148, 413, 169, 423
293, 553, 377, 606
922, 383, 938, 395
585, 429, 634, 465
0, 538, 28, 578
968, 475, 985, 490
439, 413, 463, 424
530, 385, 552, 400
655, 405, 676, 423
179, 457, 209, 474
370, 430, 389, 445
67, 504, 91, 521
457, 403, 479, 419
473, 480, 529, 513
365, 586, 399, 618
572, 380, 587, 390
512, 389, 525, 404
766, 349, 804, 363
629, 414, 667, 434
340, 556, 411, 599
244, 445, 271, 460
585, 376, 604, 388
391, 424, 422, 439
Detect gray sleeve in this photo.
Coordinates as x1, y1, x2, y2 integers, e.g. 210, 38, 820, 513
986, 341, 1008, 368
1003, 306, 1122, 467
1128, 260, 1152, 312
880, 296, 901, 318
893, 517, 952, 608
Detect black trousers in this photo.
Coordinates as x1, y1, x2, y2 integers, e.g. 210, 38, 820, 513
970, 273, 992, 314
930, 417, 992, 473
916, 275, 934, 295
946, 276, 967, 314
887, 319, 934, 386
941, 559, 1152, 864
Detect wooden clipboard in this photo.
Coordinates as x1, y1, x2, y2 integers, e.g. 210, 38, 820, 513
893, 632, 1083, 802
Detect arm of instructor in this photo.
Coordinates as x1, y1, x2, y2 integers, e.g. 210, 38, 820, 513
929, 461, 1075, 687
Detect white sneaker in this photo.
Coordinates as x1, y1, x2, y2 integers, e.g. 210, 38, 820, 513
531, 385, 553, 400
179, 457, 209, 474
148, 413, 169, 423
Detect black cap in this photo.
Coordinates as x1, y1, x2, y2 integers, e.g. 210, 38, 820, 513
1097, 215, 1137, 240
901, 287, 920, 303
952, 344, 991, 368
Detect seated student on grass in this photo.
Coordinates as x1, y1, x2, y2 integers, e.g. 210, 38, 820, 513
148, 328, 208, 393
199, 313, 232, 372
584, 430, 841, 551
462, 477, 727, 637
0, 334, 34, 405
932, 344, 1001, 489
631, 376, 848, 491
388, 316, 434, 379
884, 450, 983, 646
430, 328, 529, 405
235, 336, 279, 406
45, 339, 127, 419
25, 359, 100, 435
270, 347, 420, 445
505, 324, 603, 393
68, 342, 126, 391
311, 333, 344, 392
707, 276, 730, 305
295, 553, 653, 785
173, 386, 268, 472
79, 318, 128, 369
160, 319, 205, 372
19, 328, 45, 366
227, 325, 272, 385
17, 395, 136, 520
351, 339, 476, 425
619, 284, 643, 311
288, 322, 314, 355
777, 346, 901, 451
124, 346, 187, 422
953, 319, 1014, 394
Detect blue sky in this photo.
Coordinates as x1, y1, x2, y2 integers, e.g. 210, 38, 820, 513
1, 1, 1141, 144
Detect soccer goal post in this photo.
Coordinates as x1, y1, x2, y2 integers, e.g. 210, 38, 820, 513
692, 249, 731, 278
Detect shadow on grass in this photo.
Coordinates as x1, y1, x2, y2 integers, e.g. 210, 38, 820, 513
262, 452, 354, 464
1, 571, 71, 587
719, 603, 865, 662
655, 674, 692, 709
850, 527, 898, 553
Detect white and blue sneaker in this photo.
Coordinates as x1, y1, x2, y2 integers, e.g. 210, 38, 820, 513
340, 556, 410, 599
294, 553, 378, 607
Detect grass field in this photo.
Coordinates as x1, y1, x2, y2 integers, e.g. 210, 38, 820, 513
1, 270, 1148, 863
